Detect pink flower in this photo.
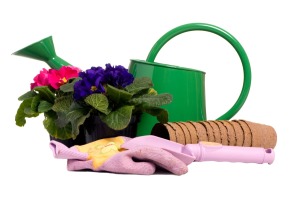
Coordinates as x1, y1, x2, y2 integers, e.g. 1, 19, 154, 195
48, 66, 81, 89
30, 68, 50, 90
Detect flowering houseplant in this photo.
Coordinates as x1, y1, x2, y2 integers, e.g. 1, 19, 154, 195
15, 64, 172, 140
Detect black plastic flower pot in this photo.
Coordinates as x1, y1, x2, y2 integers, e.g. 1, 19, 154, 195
49, 127, 86, 148
49, 115, 140, 147
83, 114, 140, 143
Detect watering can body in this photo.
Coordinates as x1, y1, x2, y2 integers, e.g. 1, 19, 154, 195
129, 23, 251, 136
129, 60, 207, 135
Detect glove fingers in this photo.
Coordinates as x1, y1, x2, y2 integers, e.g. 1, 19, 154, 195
128, 147, 188, 175
67, 159, 93, 171
50, 141, 87, 160
100, 151, 156, 175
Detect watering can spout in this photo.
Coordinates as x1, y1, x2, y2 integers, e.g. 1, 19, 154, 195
12, 36, 71, 69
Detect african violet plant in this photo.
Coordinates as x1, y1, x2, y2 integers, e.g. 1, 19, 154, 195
15, 64, 172, 140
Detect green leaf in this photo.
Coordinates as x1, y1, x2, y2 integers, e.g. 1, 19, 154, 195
22, 96, 40, 116
55, 112, 69, 128
100, 105, 134, 130
60, 77, 81, 92
24, 107, 38, 116
53, 99, 88, 129
33, 86, 55, 103
156, 109, 168, 123
53, 103, 91, 139
143, 107, 169, 123
125, 77, 153, 94
106, 84, 132, 104
84, 94, 109, 114
70, 111, 91, 138
31, 95, 41, 113
38, 101, 53, 112
129, 93, 172, 107
66, 108, 90, 122
52, 95, 73, 112
69, 101, 84, 110
15, 98, 39, 126
18, 90, 37, 101
43, 111, 73, 140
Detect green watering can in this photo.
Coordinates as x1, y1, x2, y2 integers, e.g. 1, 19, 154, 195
12, 23, 251, 137
128, 23, 251, 136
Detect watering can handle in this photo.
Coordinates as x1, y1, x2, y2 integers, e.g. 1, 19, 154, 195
146, 23, 251, 120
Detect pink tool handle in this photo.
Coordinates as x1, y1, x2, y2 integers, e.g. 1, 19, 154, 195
184, 142, 275, 164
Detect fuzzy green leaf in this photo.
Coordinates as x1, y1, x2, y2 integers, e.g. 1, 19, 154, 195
143, 107, 169, 123
129, 93, 172, 107
54, 106, 90, 129
55, 112, 69, 128
43, 111, 73, 140
52, 95, 73, 112
15, 98, 39, 126
24, 107, 38, 116
70, 111, 91, 138
69, 101, 84, 110
66, 108, 90, 122
33, 86, 55, 103
18, 90, 37, 101
31, 95, 41, 113
84, 94, 109, 114
106, 84, 132, 104
60, 77, 81, 93
156, 109, 168, 123
38, 101, 53, 112
100, 105, 134, 130
125, 77, 153, 94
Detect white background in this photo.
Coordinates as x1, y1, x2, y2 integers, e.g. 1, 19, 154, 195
1, 0, 299, 200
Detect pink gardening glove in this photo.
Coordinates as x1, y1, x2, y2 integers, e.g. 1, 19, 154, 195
50, 137, 188, 175
99, 146, 188, 175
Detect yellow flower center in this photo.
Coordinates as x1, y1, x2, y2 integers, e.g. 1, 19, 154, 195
60, 77, 67, 84
91, 86, 98, 91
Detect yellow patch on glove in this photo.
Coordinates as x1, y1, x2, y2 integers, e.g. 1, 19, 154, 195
76, 137, 125, 169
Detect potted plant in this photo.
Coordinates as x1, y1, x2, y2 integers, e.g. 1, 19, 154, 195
15, 64, 172, 146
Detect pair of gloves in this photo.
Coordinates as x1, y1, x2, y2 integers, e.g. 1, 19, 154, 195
50, 136, 198, 175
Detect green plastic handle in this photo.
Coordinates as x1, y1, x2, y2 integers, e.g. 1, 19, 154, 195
146, 23, 251, 120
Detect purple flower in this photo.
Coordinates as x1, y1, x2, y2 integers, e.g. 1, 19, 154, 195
104, 63, 134, 88
73, 64, 134, 101
73, 67, 106, 100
